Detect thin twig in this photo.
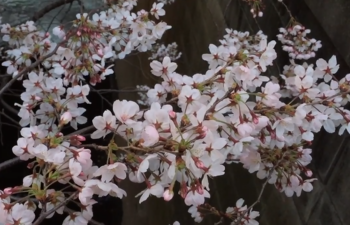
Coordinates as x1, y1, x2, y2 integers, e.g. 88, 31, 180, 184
65, 125, 95, 137
0, 38, 67, 97
44, 0, 69, 33
0, 157, 22, 171
32, 192, 78, 225
0, 111, 19, 125
1, 98, 18, 115
234, 156, 285, 224
32, 0, 76, 22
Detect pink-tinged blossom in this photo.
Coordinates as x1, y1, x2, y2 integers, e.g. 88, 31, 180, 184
29, 143, 65, 165
7, 203, 35, 225
73, 148, 91, 165
259, 40, 277, 72
81, 199, 96, 221
184, 188, 210, 206
137, 183, 164, 203
315, 55, 339, 82
240, 149, 261, 173
60, 111, 72, 125
62, 212, 88, 225
163, 189, 174, 201
141, 125, 160, 146
0, 201, 7, 224
22, 175, 33, 187
202, 44, 227, 69
69, 159, 84, 186
188, 205, 203, 223
12, 138, 35, 160
93, 162, 127, 182
113, 100, 140, 125
79, 186, 94, 206
136, 154, 158, 181
91, 110, 116, 139
150, 3, 165, 19
150, 56, 177, 77
152, 22, 171, 39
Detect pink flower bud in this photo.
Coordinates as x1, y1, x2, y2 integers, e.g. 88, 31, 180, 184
196, 185, 204, 195
4, 188, 12, 195
55, 132, 63, 138
305, 169, 313, 177
27, 162, 34, 169
270, 131, 276, 140
163, 189, 174, 201
194, 159, 205, 169
239, 65, 249, 73
201, 126, 208, 134
76, 135, 86, 141
169, 111, 176, 119
180, 182, 187, 199
141, 126, 159, 147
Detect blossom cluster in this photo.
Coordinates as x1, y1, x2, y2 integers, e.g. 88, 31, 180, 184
157, 0, 176, 5
242, 0, 265, 18
0, 0, 350, 225
277, 25, 322, 60
148, 42, 182, 61
2, 0, 170, 85
0, 0, 172, 224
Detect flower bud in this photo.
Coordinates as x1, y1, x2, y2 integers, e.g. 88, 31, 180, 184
194, 159, 205, 169
4, 188, 12, 195
180, 182, 187, 199
163, 189, 174, 201
60, 112, 72, 125
305, 169, 313, 177
196, 185, 204, 195
169, 111, 176, 119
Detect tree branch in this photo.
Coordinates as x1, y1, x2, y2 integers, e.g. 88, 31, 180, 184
32, 0, 77, 22
0, 38, 67, 97
32, 192, 78, 225
0, 157, 22, 171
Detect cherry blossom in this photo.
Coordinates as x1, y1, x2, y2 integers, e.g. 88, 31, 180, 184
91, 110, 116, 139
2, 1, 350, 224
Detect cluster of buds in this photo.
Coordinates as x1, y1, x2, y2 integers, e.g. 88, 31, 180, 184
136, 85, 151, 106
226, 199, 260, 225
242, 0, 265, 18
148, 42, 182, 61
277, 25, 322, 60
1, 0, 171, 85
157, 0, 176, 5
